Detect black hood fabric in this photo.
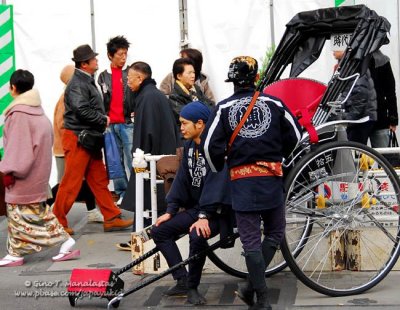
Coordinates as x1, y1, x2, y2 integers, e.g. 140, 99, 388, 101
257, 5, 390, 126
259, 5, 390, 85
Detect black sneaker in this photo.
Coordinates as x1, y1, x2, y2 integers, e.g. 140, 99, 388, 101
115, 241, 131, 251
163, 277, 188, 296
187, 288, 206, 305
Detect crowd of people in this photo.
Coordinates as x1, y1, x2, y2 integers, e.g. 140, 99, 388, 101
0, 32, 397, 310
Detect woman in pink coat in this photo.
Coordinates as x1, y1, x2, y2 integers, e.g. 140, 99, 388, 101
0, 69, 80, 267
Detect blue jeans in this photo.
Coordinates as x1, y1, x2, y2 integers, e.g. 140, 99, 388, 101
109, 123, 134, 197
370, 128, 390, 148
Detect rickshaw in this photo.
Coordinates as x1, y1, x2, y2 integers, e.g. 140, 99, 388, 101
207, 3, 400, 297
68, 5, 400, 308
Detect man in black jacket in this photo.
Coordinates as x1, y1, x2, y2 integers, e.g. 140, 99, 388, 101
118, 62, 180, 228
98, 36, 134, 203
127, 61, 179, 156
332, 42, 377, 144
369, 50, 398, 148
53, 44, 133, 234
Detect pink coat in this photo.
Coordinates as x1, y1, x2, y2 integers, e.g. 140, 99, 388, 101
0, 89, 53, 204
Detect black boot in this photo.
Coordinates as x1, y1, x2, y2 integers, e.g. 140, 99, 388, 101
163, 276, 188, 296
250, 287, 271, 310
237, 278, 255, 307
187, 288, 206, 305
244, 251, 271, 310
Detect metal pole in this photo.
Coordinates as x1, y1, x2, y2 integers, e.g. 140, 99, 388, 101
269, 0, 275, 47
135, 172, 144, 231
90, 0, 96, 51
397, 0, 400, 129
149, 159, 158, 224
2, 1, 7, 5
179, 0, 189, 48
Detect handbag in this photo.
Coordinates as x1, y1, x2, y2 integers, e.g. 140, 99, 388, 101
384, 131, 400, 167
78, 129, 104, 153
104, 129, 125, 179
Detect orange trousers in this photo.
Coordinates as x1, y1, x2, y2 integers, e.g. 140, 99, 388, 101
53, 130, 121, 227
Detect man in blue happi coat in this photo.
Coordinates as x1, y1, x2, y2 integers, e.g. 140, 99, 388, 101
151, 101, 232, 305
204, 56, 302, 310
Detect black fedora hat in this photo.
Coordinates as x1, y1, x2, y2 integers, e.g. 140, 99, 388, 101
71, 44, 98, 62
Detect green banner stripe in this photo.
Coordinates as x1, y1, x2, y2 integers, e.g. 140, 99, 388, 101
0, 5, 9, 14
0, 59, 14, 84
335, 0, 355, 6
0, 4, 14, 156
0, 96, 13, 114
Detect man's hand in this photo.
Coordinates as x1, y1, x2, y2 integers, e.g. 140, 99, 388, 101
390, 125, 397, 132
155, 213, 172, 227
190, 219, 211, 238
106, 116, 110, 127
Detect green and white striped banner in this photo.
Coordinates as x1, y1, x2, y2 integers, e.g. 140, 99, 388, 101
335, 0, 355, 6
0, 4, 15, 154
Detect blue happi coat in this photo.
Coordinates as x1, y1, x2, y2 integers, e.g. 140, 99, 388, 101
204, 88, 302, 212
166, 139, 231, 215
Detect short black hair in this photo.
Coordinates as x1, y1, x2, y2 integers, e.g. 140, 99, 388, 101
129, 61, 152, 78
9, 69, 34, 94
180, 48, 203, 80
107, 36, 130, 58
172, 58, 195, 80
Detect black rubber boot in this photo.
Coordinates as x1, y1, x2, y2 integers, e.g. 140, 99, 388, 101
187, 288, 206, 305
163, 276, 188, 296
250, 287, 271, 310
244, 251, 271, 310
237, 278, 255, 307
262, 237, 280, 268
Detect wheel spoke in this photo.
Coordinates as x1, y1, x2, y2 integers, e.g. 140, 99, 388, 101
282, 141, 400, 296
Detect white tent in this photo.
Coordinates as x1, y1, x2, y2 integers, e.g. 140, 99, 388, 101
4, 0, 400, 184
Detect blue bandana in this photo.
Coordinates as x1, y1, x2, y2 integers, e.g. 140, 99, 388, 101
180, 101, 211, 123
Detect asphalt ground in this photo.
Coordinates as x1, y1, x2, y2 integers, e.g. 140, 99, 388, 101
1, 203, 400, 310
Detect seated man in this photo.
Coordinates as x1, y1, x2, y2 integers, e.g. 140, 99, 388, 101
151, 101, 231, 305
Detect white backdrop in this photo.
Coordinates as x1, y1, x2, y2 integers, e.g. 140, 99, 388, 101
5, 0, 400, 185
93, 0, 181, 85
191, 0, 400, 100
187, 0, 272, 101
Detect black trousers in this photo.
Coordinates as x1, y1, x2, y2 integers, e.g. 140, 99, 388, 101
347, 120, 375, 145
235, 206, 285, 252
151, 207, 220, 289
47, 181, 95, 211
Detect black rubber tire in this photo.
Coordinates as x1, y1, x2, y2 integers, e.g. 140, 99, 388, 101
111, 300, 120, 308
107, 297, 120, 308
207, 242, 288, 278
68, 294, 77, 307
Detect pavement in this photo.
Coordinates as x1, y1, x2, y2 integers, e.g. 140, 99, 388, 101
1, 203, 400, 310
